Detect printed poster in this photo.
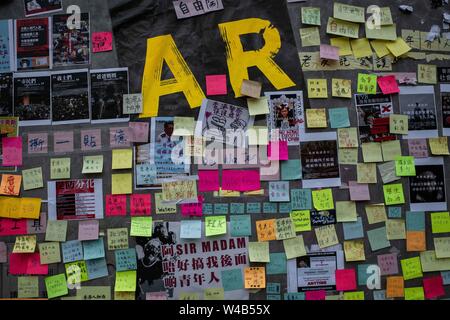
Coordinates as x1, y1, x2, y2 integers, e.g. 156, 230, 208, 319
24, 0, 63, 17
0, 20, 15, 72
440, 84, 450, 136
0, 73, 13, 116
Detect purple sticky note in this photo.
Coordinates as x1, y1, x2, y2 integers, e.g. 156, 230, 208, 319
129, 122, 149, 143
408, 139, 429, 158
2, 137, 22, 166
268, 141, 288, 161
206, 75, 227, 96
81, 129, 102, 151
53, 131, 74, 153
377, 253, 399, 276
349, 181, 371, 201
27, 133, 48, 154
320, 44, 339, 60
78, 220, 99, 241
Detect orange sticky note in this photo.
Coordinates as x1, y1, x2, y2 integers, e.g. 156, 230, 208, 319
406, 231, 426, 252
256, 219, 276, 242
386, 276, 404, 298
0, 174, 22, 196
244, 267, 266, 289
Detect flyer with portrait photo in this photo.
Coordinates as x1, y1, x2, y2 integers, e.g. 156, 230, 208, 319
0, 20, 15, 72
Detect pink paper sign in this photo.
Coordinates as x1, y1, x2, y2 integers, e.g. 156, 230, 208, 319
2, 137, 22, 166
78, 220, 99, 241
105, 195, 127, 216
53, 131, 74, 153
129, 122, 149, 143
92, 32, 113, 53
28, 132, 48, 154
335, 269, 357, 291
320, 44, 339, 60
0, 218, 27, 236
198, 170, 220, 192
305, 290, 326, 300
9, 253, 48, 275
206, 75, 227, 96
81, 129, 102, 151
222, 170, 261, 192
377, 75, 399, 95
130, 194, 152, 216
181, 196, 204, 217
423, 276, 445, 299
268, 141, 288, 161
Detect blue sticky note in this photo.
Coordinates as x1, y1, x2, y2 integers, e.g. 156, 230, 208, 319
284, 292, 305, 300
291, 189, 312, 210
267, 294, 281, 300
263, 202, 277, 214
202, 203, 213, 215
83, 238, 105, 260
406, 211, 425, 231
266, 282, 281, 294
357, 264, 377, 286
246, 202, 261, 214
230, 203, 245, 214
115, 249, 137, 271
230, 215, 251, 237
214, 203, 228, 215
441, 271, 450, 285
266, 253, 287, 275
388, 207, 402, 218
328, 107, 350, 128
281, 160, 302, 180
367, 227, 391, 251
343, 217, 364, 240
279, 202, 292, 213
86, 257, 109, 280
373, 290, 388, 300
62, 240, 84, 263
136, 163, 157, 185
221, 269, 243, 291
180, 220, 202, 239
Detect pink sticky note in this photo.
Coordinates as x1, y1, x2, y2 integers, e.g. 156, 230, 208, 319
105, 195, 127, 216
53, 131, 74, 153
110, 127, 131, 147
423, 276, 445, 299
27, 132, 48, 154
320, 44, 339, 60
377, 75, 399, 95
2, 137, 22, 166
9, 253, 48, 275
92, 32, 113, 53
129, 122, 149, 143
130, 194, 152, 216
198, 170, 220, 192
181, 196, 203, 217
408, 139, 429, 158
81, 129, 102, 151
0, 218, 27, 236
335, 269, 357, 291
305, 290, 326, 300
349, 181, 371, 201
206, 75, 227, 96
377, 253, 398, 276
78, 220, 99, 241
268, 141, 288, 161
222, 170, 261, 192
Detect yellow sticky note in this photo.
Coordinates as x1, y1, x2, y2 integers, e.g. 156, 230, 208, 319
312, 189, 334, 211
365, 204, 387, 224
431, 212, 450, 234
13, 235, 37, 253
350, 38, 373, 58
404, 287, 425, 300
330, 37, 352, 56
112, 173, 132, 195
155, 192, 177, 214
401, 30, 421, 50
336, 201, 357, 222
365, 24, 397, 41
19, 198, 41, 219
205, 215, 227, 237
247, 126, 268, 146
332, 79, 352, 98
283, 236, 307, 259
327, 17, 359, 39
315, 224, 339, 248
204, 288, 225, 300
22, 167, 43, 191
434, 237, 450, 258
290, 210, 312, 232
362, 142, 383, 163
338, 148, 358, 165
370, 40, 391, 58
386, 219, 406, 240
307, 79, 328, 98
248, 241, 270, 262
386, 37, 412, 57
389, 114, 408, 135
306, 108, 327, 128
429, 137, 450, 155
383, 183, 405, 205
381, 140, 402, 162
0, 174, 21, 196
401, 256, 423, 280
418, 64, 437, 84
357, 163, 377, 184
173, 117, 195, 136
338, 128, 358, 148
344, 240, 365, 262
357, 73, 377, 94
247, 97, 269, 116
130, 217, 152, 237
244, 267, 266, 289
333, 2, 365, 23
82, 155, 104, 174
300, 27, 320, 47
115, 271, 136, 292
162, 180, 197, 202
112, 149, 132, 170
50, 158, 71, 180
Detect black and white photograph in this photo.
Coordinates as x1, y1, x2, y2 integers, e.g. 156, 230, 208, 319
51, 69, 90, 125
399, 86, 438, 139
24, 0, 63, 17
52, 13, 90, 67
90, 68, 129, 123
440, 84, 450, 136
13, 71, 51, 126
265, 91, 305, 146
0, 73, 13, 116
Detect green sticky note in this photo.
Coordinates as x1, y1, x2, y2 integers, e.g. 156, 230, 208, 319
205, 215, 227, 237
50, 158, 71, 180
130, 217, 153, 237
302, 7, 321, 26
248, 241, 270, 263
39, 242, 61, 264
395, 156, 416, 176
18, 276, 39, 298
83, 155, 104, 174
45, 220, 68, 242
283, 236, 307, 259
300, 27, 320, 47
45, 273, 68, 299
65, 260, 89, 284
22, 167, 43, 190
383, 183, 405, 205
431, 212, 450, 234
281, 160, 302, 180
357, 74, 377, 94
381, 140, 402, 162
404, 287, 425, 300
362, 142, 383, 163
115, 270, 137, 292
401, 256, 423, 280
390, 114, 409, 135
336, 201, 357, 222
365, 24, 397, 41
312, 189, 334, 211
334, 2, 365, 23
290, 210, 311, 232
